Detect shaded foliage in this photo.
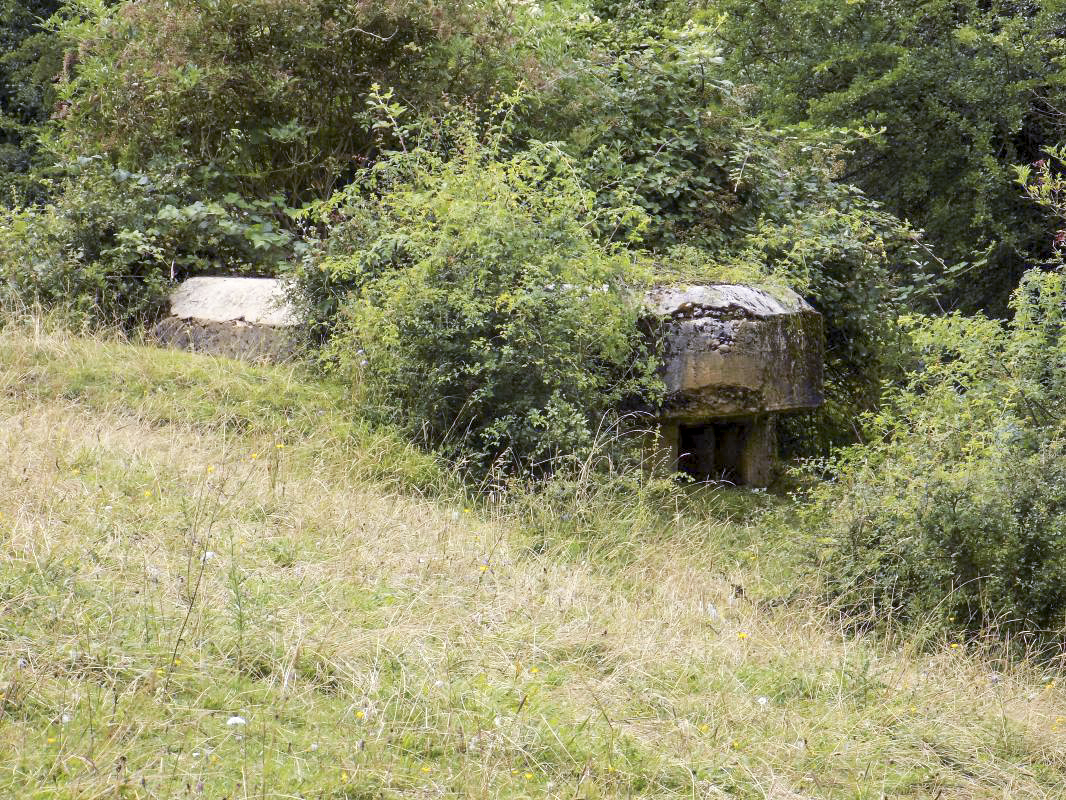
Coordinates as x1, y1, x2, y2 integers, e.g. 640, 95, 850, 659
811, 159, 1066, 644
720, 0, 1066, 313
0, 158, 295, 325
292, 125, 661, 477
0, 0, 62, 199
50, 0, 537, 204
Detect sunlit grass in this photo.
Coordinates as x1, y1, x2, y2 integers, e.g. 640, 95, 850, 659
2, 321, 1066, 797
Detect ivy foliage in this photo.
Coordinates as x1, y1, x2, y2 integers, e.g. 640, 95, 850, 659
719, 0, 1066, 313
293, 124, 661, 477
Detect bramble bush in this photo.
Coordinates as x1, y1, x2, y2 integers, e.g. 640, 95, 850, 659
811, 265, 1066, 643
0, 158, 294, 325
290, 124, 662, 477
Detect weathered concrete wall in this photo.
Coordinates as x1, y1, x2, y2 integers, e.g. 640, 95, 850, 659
647, 284, 823, 422
645, 284, 824, 486
153, 277, 298, 362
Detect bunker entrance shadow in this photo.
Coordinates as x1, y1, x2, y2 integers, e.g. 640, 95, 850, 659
673, 417, 774, 486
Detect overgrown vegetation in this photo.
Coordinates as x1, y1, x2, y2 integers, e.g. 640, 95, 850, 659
5, 324, 1066, 798
720, 0, 1066, 314
4, 0, 1066, 740
295, 126, 660, 475
805, 151, 1066, 646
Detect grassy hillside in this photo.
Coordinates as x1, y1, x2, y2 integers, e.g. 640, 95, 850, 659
3, 323, 1066, 798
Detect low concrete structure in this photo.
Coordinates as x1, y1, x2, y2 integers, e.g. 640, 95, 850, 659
154, 277, 823, 485
646, 284, 823, 486
153, 277, 298, 361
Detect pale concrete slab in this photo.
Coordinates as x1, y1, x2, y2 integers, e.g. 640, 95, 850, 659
168, 277, 296, 327
155, 277, 297, 361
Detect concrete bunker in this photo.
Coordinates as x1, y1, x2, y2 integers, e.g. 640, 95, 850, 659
646, 285, 824, 487
154, 278, 824, 487
153, 276, 298, 362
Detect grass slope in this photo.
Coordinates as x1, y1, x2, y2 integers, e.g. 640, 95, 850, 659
2, 324, 1066, 798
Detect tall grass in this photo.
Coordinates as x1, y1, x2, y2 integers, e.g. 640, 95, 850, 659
3, 320, 1066, 797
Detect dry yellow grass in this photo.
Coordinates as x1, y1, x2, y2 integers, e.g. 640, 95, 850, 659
3, 323, 1066, 798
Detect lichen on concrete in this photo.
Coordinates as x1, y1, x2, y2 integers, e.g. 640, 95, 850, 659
645, 283, 824, 486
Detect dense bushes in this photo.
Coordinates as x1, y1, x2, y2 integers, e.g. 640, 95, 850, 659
2, 0, 1038, 475
1, 0, 545, 322
719, 0, 1066, 313
0, 0, 61, 199
292, 130, 661, 476
812, 270, 1066, 641
0, 0, 928, 452
0, 159, 293, 324
50, 0, 535, 204
535, 13, 933, 444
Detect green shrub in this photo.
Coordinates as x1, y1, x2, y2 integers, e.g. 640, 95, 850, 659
49, 0, 535, 205
718, 0, 1066, 314
526, 11, 937, 449
291, 128, 661, 477
0, 159, 294, 325
810, 269, 1066, 642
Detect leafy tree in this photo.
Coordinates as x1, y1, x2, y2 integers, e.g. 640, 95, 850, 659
719, 0, 1066, 313
48, 0, 538, 204
0, 0, 62, 199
